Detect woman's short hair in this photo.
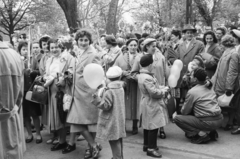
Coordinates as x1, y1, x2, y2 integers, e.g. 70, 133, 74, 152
75, 29, 93, 44
221, 35, 236, 48
47, 38, 65, 52
18, 41, 28, 54
216, 27, 226, 36
39, 36, 51, 49
203, 31, 218, 45
171, 30, 182, 39
143, 41, 156, 52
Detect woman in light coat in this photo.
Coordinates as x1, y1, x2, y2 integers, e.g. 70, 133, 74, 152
212, 35, 239, 130
114, 38, 140, 135
132, 38, 169, 139
43, 39, 74, 151
137, 54, 169, 158
66, 30, 102, 159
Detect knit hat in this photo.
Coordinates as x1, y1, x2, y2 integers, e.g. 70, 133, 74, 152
193, 68, 207, 82
106, 66, 123, 79
140, 54, 153, 67
105, 35, 117, 45
194, 55, 204, 68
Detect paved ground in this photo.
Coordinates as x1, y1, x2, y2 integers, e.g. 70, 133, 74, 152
24, 121, 239, 159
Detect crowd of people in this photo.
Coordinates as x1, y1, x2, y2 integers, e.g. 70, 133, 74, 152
0, 23, 240, 159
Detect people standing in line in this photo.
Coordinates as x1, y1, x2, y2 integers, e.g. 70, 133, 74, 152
0, 36, 26, 159
201, 31, 223, 78
176, 24, 204, 113
114, 38, 140, 135
174, 68, 223, 144
92, 66, 126, 159
66, 30, 102, 159
132, 38, 169, 139
137, 54, 169, 158
18, 41, 43, 144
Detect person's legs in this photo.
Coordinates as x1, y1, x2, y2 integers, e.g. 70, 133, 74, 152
32, 115, 41, 139
109, 139, 123, 159
69, 133, 77, 145
148, 129, 159, 149
59, 127, 67, 144
24, 116, 33, 140
143, 129, 148, 147
132, 119, 138, 135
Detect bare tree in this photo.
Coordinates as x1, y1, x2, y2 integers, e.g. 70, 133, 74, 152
57, 0, 81, 33
194, 0, 222, 27
0, 0, 33, 43
106, 0, 119, 35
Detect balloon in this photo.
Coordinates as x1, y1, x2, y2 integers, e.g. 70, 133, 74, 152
188, 62, 193, 72
173, 59, 183, 70
170, 65, 179, 74
83, 63, 105, 89
168, 74, 178, 88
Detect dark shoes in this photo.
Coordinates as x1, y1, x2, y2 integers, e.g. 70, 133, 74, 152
147, 149, 162, 158
209, 130, 219, 141
143, 145, 159, 152
231, 128, 240, 135
26, 136, 33, 143
36, 137, 43, 144
159, 131, 166, 139
132, 127, 138, 135
223, 124, 233, 131
62, 144, 76, 154
191, 134, 211, 144
51, 142, 67, 151
84, 148, 92, 159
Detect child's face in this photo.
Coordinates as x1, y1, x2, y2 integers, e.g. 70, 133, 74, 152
191, 59, 200, 71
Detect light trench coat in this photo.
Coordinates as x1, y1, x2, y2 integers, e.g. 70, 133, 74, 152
43, 51, 74, 131
0, 42, 26, 159
67, 45, 101, 125
137, 69, 169, 130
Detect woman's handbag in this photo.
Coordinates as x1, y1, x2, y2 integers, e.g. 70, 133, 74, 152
25, 78, 48, 105
217, 94, 234, 107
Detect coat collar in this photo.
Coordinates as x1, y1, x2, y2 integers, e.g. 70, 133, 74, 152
207, 43, 217, 53
139, 69, 154, 76
107, 81, 124, 89
181, 38, 197, 57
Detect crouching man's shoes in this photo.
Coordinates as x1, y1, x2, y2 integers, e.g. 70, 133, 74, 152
209, 130, 218, 140
147, 149, 162, 158
191, 134, 211, 144
231, 128, 240, 135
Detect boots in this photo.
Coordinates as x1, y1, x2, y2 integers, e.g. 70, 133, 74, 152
132, 119, 138, 135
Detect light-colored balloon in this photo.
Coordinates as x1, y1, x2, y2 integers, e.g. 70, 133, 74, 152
188, 62, 193, 72
168, 74, 178, 88
83, 63, 105, 89
170, 65, 179, 74
173, 59, 183, 70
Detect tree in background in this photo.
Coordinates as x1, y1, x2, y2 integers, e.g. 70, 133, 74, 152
0, 0, 33, 43
57, 0, 81, 33
106, 0, 119, 35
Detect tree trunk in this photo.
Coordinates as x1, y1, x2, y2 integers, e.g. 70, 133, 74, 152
106, 0, 119, 35
57, 0, 81, 33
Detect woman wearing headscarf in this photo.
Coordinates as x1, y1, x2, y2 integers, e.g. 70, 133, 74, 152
66, 30, 102, 159
114, 38, 140, 134
132, 38, 169, 139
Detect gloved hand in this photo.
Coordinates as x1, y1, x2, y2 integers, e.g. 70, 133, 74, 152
226, 90, 233, 96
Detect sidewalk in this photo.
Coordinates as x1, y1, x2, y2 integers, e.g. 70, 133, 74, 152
24, 122, 239, 159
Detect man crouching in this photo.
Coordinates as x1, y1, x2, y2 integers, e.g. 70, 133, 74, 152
174, 68, 223, 144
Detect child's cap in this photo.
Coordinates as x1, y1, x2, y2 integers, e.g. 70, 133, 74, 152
193, 55, 204, 68
106, 66, 123, 79
140, 54, 153, 67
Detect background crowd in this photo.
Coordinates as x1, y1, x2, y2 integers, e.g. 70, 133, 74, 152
0, 23, 240, 159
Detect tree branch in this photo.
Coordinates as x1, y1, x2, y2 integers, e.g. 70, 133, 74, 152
0, 29, 9, 35
13, 1, 32, 28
